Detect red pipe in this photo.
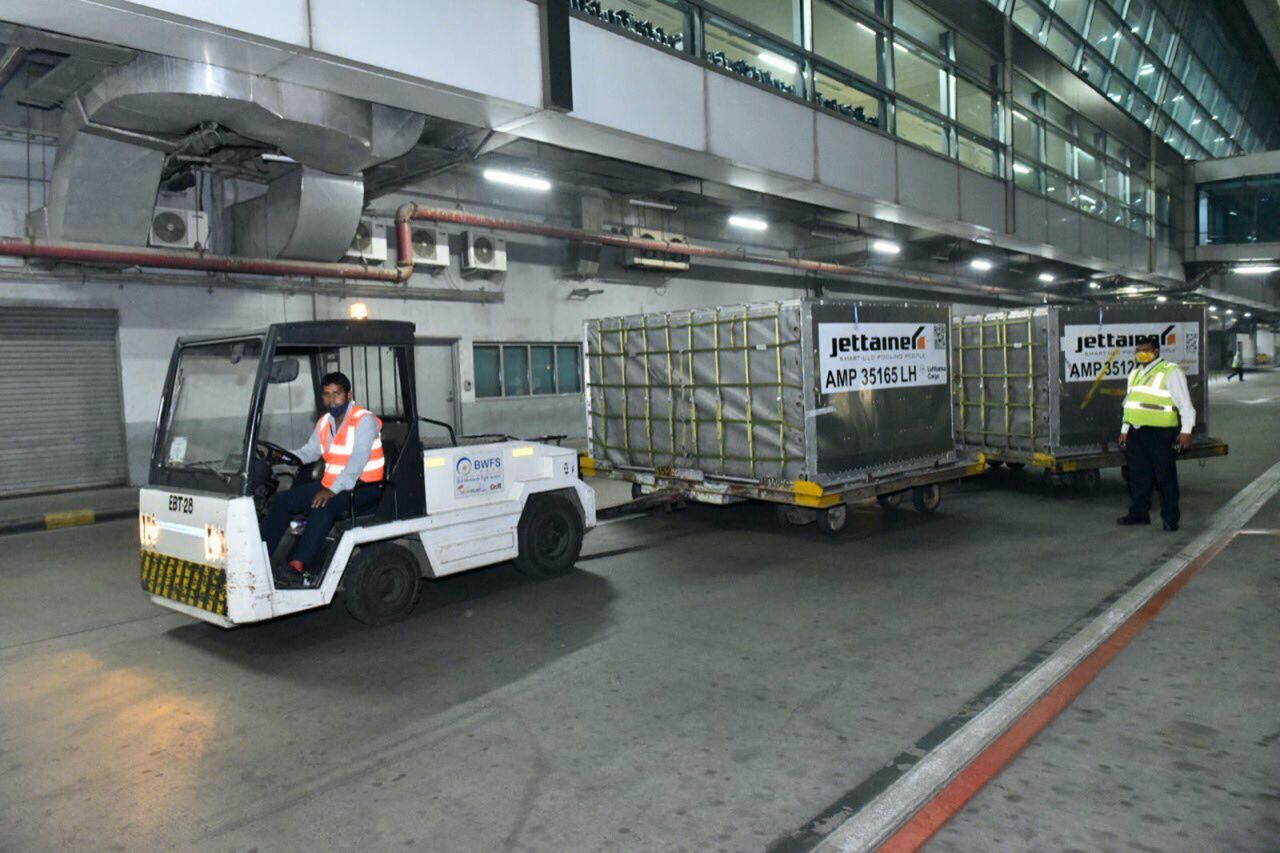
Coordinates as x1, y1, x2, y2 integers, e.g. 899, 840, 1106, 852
0, 237, 413, 282
393, 202, 1010, 293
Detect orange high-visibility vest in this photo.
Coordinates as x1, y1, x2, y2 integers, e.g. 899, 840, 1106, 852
316, 404, 385, 489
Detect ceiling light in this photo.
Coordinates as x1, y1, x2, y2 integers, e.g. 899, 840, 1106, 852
1156, 295, 1168, 302
1013, 163, 1033, 175
728, 214, 768, 232
1245, 312, 1253, 317
1137, 65, 1154, 76
757, 52, 798, 74
1012, 110, 1029, 122
1208, 305, 1218, 312
1226, 309, 1236, 315
1038, 272, 1055, 283
1191, 119, 1201, 126
483, 168, 552, 191
855, 22, 876, 35
349, 302, 369, 320
1088, 281, 1102, 289
629, 198, 678, 211
1232, 264, 1279, 275
870, 239, 901, 255
970, 258, 994, 272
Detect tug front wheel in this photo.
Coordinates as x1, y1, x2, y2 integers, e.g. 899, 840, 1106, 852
514, 494, 584, 579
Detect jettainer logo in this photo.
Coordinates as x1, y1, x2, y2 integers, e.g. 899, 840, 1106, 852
1061, 322, 1199, 382
818, 322, 948, 394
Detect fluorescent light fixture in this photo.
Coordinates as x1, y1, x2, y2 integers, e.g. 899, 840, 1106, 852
1245, 312, 1253, 317
1012, 110, 1029, 122
870, 239, 901, 255
1191, 118, 1201, 126
1075, 193, 1098, 205
757, 52, 798, 74
1156, 295, 1168, 302
1038, 272, 1055, 283
1013, 163, 1033, 175
1137, 65, 1154, 76
483, 168, 552, 191
728, 214, 768, 232
970, 258, 994, 272
1088, 281, 1102, 289
1226, 309, 1235, 315
1208, 305, 1218, 312
1232, 264, 1280, 275
855, 22, 876, 35
349, 302, 369, 320
1172, 95, 1182, 102
629, 198, 678, 211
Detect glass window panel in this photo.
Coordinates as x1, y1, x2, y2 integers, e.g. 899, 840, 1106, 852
571, 0, 691, 52
1182, 56, 1207, 101
1134, 52, 1161, 97
530, 345, 555, 395
1044, 21, 1078, 64
1013, 110, 1041, 159
556, 346, 581, 394
1130, 93, 1155, 126
1073, 182, 1105, 217
1051, 0, 1090, 31
715, 0, 799, 43
1105, 72, 1133, 111
1013, 72, 1040, 113
958, 135, 998, 176
1113, 32, 1141, 79
502, 346, 529, 397
955, 76, 997, 138
814, 68, 883, 127
892, 41, 946, 113
1013, 159, 1041, 193
1105, 163, 1126, 201
1129, 174, 1150, 212
895, 104, 948, 154
1076, 47, 1107, 89
1044, 174, 1070, 204
704, 16, 804, 96
1042, 90, 1073, 130
1163, 81, 1189, 126
1011, 0, 1049, 40
813, 1, 881, 82
1044, 126, 1072, 173
955, 35, 997, 84
474, 346, 502, 399
1123, 0, 1152, 35
1087, 5, 1122, 59
1075, 147, 1105, 193
1148, 12, 1174, 62
894, 0, 949, 53
1130, 211, 1148, 235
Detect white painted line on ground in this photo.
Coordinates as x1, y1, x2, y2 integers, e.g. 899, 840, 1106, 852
817, 460, 1280, 852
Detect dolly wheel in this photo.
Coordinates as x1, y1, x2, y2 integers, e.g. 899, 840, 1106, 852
631, 482, 644, 500
344, 543, 422, 626
817, 504, 848, 535
876, 492, 903, 510
912, 484, 942, 514
1072, 468, 1102, 496
514, 494, 584, 579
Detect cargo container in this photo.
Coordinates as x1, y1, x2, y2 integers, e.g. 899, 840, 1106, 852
582, 299, 978, 532
953, 301, 1227, 492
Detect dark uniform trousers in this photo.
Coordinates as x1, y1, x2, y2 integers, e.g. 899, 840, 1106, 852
262, 481, 382, 566
1124, 425, 1180, 525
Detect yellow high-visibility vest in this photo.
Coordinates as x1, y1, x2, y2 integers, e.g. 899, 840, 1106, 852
1122, 360, 1180, 428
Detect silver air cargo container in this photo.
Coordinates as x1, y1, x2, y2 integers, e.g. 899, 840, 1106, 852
582, 299, 980, 532
953, 301, 1227, 492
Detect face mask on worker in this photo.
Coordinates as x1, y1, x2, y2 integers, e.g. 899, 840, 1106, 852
1136, 350, 1156, 364
328, 401, 350, 421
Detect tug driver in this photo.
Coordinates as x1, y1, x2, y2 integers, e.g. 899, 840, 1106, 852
261, 372, 384, 577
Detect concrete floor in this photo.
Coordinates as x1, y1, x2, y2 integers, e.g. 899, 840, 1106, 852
1, 375, 1278, 852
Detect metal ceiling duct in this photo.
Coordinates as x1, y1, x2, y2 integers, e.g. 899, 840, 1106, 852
34, 54, 426, 258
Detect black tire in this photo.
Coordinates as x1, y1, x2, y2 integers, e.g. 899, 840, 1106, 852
1072, 468, 1102, 496
876, 492, 903, 510
912, 484, 942, 513
1006, 462, 1026, 471
343, 543, 422, 626
514, 494, 584, 579
816, 504, 848, 535
631, 482, 644, 500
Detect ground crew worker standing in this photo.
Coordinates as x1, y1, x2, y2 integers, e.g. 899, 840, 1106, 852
1117, 339, 1195, 531
1229, 346, 1245, 381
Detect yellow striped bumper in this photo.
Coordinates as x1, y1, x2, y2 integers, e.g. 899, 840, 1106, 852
140, 551, 228, 617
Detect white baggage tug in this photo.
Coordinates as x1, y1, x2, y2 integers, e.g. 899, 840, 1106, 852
139, 320, 594, 627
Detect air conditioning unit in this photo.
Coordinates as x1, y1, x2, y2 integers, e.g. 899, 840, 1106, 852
149, 208, 209, 250
345, 219, 387, 265
407, 226, 450, 271
623, 227, 690, 272
461, 231, 507, 276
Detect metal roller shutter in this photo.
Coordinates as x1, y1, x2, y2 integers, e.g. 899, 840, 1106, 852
0, 308, 128, 496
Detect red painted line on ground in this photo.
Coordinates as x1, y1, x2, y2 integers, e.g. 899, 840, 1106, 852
877, 532, 1238, 853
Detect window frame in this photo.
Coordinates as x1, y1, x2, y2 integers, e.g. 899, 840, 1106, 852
474, 342, 584, 400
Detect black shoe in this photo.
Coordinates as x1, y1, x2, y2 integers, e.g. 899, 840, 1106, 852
1163, 520, 1179, 531
1116, 515, 1151, 526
